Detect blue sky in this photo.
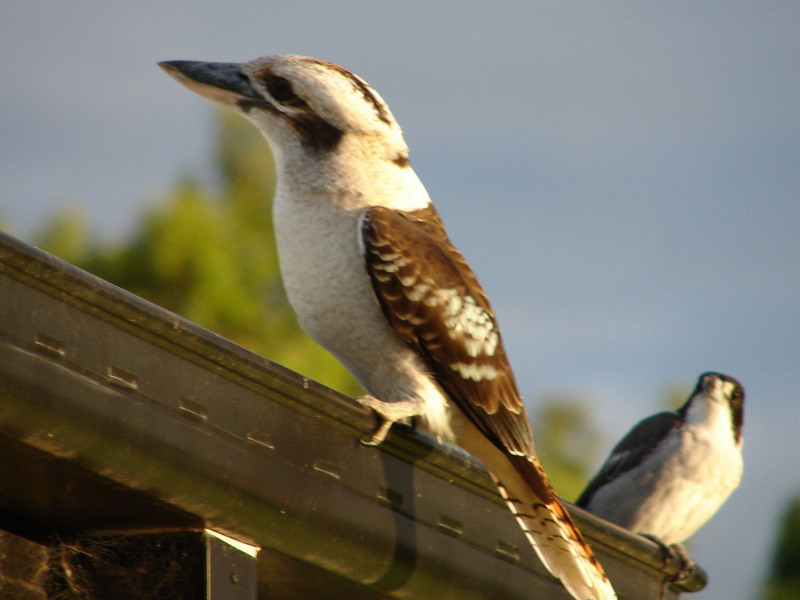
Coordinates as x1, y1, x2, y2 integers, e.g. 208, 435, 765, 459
2, 3, 799, 598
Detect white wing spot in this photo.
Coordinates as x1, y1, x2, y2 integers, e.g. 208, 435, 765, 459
374, 250, 408, 274
443, 291, 464, 317
434, 291, 499, 356
406, 282, 431, 302
404, 286, 500, 358
418, 283, 500, 357
450, 362, 499, 381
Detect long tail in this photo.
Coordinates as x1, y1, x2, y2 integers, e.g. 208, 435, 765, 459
493, 454, 617, 600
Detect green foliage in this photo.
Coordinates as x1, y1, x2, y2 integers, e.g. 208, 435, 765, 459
35, 110, 362, 398
531, 395, 601, 501
32, 209, 94, 264
761, 493, 800, 600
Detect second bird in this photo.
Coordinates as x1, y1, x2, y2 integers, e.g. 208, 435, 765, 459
577, 372, 744, 546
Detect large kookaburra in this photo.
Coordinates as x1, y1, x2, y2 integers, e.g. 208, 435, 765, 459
161, 55, 616, 600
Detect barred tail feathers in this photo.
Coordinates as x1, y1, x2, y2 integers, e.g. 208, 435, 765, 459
493, 455, 617, 600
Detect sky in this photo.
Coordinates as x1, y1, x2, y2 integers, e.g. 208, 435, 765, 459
2, 3, 799, 598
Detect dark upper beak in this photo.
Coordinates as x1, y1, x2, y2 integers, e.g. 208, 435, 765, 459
159, 61, 260, 106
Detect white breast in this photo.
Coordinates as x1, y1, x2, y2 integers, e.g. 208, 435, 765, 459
587, 400, 742, 544
271, 185, 456, 442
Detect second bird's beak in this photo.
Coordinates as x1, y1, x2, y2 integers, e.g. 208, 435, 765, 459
159, 60, 259, 107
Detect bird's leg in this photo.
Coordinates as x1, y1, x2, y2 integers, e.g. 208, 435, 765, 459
663, 542, 696, 584
355, 394, 424, 446
642, 533, 673, 564
643, 535, 696, 590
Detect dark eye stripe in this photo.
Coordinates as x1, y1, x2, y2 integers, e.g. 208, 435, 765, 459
265, 76, 307, 108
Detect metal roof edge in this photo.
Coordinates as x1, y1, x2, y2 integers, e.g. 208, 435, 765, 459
0, 229, 706, 598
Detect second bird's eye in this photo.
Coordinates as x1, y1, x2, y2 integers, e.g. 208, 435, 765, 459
266, 76, 302, 106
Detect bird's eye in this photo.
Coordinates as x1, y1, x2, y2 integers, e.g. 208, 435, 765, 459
266, 76, 304, 107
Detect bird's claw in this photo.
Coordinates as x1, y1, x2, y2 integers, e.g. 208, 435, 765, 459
354, 394, 424, 446
355, 394, 394, 446
644, 536, 697, 598
360, 417, 393, 446
662, 543, 696, 585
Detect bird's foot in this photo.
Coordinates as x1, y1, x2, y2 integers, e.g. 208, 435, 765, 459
643, 535, 697, 597
662, 542, 696, 584
354, 395, 422, 446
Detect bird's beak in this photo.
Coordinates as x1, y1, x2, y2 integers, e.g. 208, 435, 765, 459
159, 60, 260, 107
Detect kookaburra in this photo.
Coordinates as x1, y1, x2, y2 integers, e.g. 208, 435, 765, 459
577, 372, 744, 547
161, 54, 616, 600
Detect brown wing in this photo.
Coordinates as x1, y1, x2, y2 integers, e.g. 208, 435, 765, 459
360, 205, 534, 457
